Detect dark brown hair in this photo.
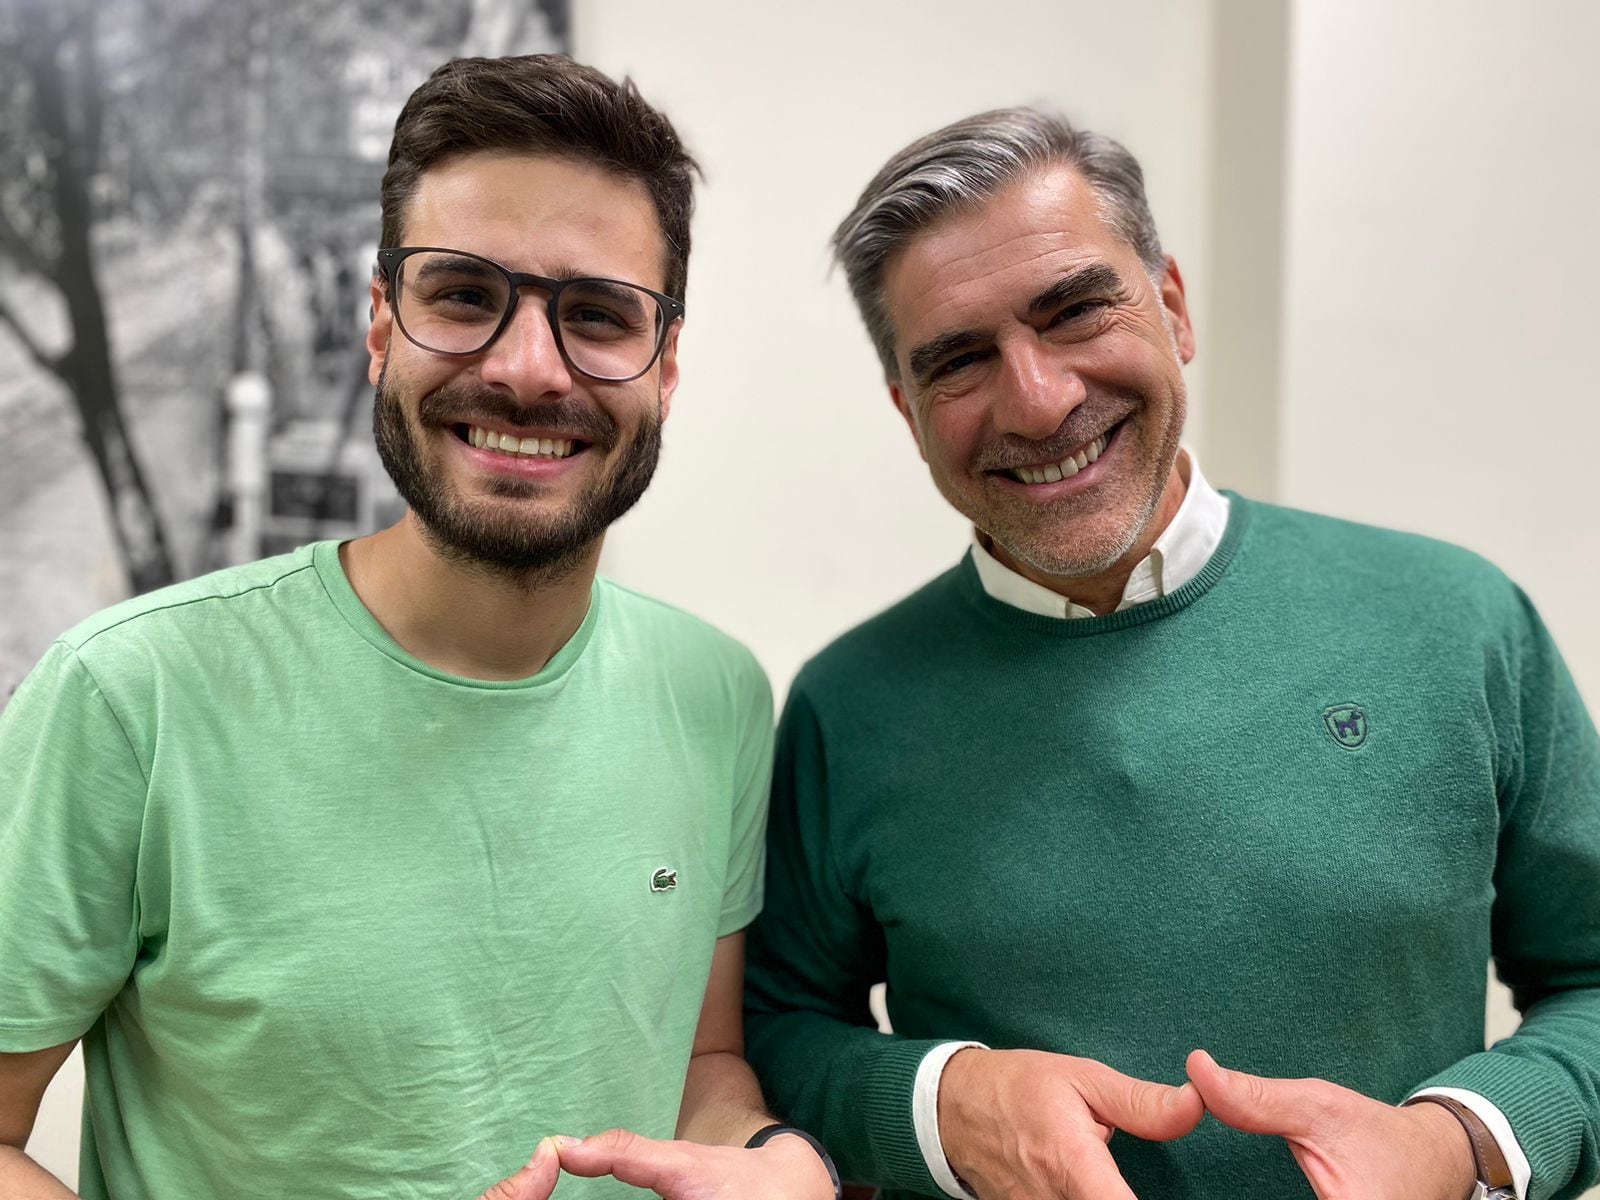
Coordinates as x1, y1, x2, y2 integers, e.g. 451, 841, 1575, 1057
381, 55, 698, 302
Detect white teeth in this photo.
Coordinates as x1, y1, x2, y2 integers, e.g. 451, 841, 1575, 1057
1010, 432, 1109, 484
467, 426, 578, 460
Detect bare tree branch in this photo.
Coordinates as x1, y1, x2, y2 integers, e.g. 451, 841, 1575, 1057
0, 294, 66, 381
74, 3, 104, 178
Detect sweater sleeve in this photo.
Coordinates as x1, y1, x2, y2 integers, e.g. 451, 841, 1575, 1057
743, 684, 947, 1195
1414, 587, 1600, 1200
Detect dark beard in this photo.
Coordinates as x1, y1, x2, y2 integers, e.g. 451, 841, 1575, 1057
372, 368, 662, 584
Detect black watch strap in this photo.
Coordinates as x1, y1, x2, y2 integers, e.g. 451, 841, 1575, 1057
745, 1122, 844, 1200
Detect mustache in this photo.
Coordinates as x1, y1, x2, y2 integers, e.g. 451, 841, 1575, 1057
973, 398, 1135, 471
415, 383, 621, 447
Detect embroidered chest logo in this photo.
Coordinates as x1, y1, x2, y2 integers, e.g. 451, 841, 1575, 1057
1322, 703, 1368, 750
649, 867, 679, 893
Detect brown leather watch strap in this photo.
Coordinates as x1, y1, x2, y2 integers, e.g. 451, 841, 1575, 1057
1406, 1094, 1516, 1192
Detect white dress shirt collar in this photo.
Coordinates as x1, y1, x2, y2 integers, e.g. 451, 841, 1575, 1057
969, 449, 1230, 619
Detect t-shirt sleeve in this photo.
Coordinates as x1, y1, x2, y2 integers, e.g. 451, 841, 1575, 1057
0, 641, 147, 1051
717, 651, 774, 936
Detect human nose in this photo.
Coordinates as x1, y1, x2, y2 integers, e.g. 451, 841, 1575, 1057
989, 336, 1087, 441
477, 292, 575, 400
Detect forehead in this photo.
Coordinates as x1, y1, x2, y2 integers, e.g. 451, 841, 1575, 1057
402, 151, 667, 289
882, 165, 1131, 351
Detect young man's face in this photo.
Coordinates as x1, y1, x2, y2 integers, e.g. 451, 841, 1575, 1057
883, 164, 1194, 581
367, 152, 679, 576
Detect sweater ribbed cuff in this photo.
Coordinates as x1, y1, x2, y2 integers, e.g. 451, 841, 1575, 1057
857, 1037, 951, 1196
1415, 1051, 1585, 1200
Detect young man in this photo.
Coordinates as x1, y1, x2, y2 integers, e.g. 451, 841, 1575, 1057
0, 56, 835, 1200
744, 108, 1600, 1200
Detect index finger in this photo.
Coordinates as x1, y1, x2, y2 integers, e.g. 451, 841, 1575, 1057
1055, 1134, 1142, 1200
557, 1128, 693, 1194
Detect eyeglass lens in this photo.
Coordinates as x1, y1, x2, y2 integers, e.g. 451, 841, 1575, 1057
393, 251, 665, 379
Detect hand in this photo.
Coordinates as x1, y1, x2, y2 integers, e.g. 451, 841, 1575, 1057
1185, 1050, 1478, 1200
937, 1047, 1205, 1200
557, 1127, 838, 1199
476, 1137, 560, 1200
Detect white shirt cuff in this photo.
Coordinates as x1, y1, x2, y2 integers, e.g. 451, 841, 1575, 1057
1409, 1086, 1531, 1200
912, 1041, 987, 1200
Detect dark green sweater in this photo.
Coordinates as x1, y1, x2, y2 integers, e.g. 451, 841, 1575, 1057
745, 497, 1600, 1200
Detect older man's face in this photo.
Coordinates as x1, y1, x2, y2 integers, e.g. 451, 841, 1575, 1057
883, 164, 1194, 580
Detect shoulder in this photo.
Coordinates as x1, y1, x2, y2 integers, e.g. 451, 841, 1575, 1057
52, 545, 325, 692
4, 546, 324, 763
1236, 497, 1522, 616
595, 578, 771, 709
61, 546, 322, 655
790, 560, 968, 710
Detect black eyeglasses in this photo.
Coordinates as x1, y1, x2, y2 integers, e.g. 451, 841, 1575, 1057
376, 247, 684, 382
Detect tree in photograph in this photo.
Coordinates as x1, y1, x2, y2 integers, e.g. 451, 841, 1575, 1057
0, 0, 177, 592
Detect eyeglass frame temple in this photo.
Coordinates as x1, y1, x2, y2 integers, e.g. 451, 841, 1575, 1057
374, 246, 685, 382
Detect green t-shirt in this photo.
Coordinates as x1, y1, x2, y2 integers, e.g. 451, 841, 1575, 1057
0, 541, 773, 1200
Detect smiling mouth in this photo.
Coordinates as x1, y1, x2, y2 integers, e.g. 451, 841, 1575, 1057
993, 421, 1122, 485
453, 423, 588, 460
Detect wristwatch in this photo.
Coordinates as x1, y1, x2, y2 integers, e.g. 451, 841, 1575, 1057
1403, 1095, 1517, 1200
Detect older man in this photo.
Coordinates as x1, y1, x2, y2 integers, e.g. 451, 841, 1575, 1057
744, 109, 1600, 1200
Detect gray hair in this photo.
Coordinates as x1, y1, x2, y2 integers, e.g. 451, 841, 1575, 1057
832, 107, 1165, 380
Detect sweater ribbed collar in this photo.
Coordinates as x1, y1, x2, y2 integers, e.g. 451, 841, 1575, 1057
956, 493, 1251, 637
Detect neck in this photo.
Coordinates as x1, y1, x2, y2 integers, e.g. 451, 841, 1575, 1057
988, 459, 1190, 616
340, 513, 600, 681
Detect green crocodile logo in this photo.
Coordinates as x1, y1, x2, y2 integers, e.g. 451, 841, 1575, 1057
649, 867, 678, 893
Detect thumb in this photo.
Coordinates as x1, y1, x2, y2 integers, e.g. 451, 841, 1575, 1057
1186, 1049, 1330, 1138
557, 1127, 689, 1194
1070, 1060, 1206, 1141
479, 1137, 561, 1200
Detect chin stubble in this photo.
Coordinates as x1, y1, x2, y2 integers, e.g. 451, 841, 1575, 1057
372, 368, 662, 585
983, 399, 1186, 581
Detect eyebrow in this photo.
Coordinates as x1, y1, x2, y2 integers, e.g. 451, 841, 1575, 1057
1027, 263, 1124, 317
905, 263, 1127, 386
907, 329, 986, 386
565, 278, 647, 312
411, 255, 500, 285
